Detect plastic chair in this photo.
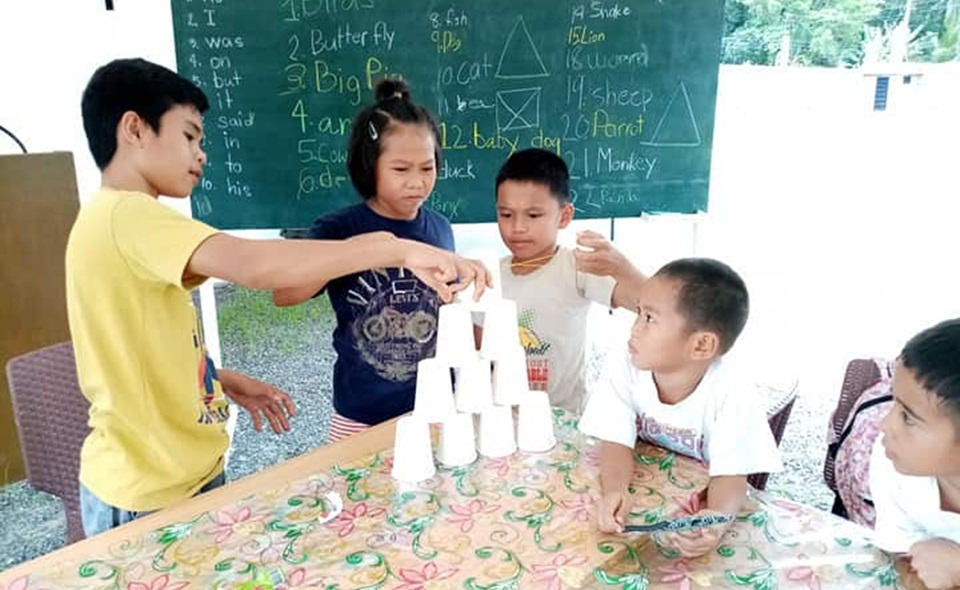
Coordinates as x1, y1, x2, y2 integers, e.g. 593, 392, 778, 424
6, 341, 90, 543
747, 380, 799, 490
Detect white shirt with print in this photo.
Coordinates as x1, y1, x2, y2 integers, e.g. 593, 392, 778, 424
579, 349, 783, 477
500, 246, 615, 414
869, 438, 960, 552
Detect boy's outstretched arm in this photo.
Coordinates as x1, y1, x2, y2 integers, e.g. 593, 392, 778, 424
573, 230, 646, 309
272, 231, 392, 307
187, 232, 490, 303
597, 440, 636, 533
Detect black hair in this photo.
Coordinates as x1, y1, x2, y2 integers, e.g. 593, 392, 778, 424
494, 148, 570, 204
346, 78, 442, 199
900, 319, 960, 420
81, 58, 209, 170
654, 258, 749, 354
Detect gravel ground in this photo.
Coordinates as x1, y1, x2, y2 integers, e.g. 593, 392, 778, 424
0, 285, 835, 570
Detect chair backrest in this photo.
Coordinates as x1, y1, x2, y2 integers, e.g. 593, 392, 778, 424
747, 380, 799, 490
823, 359, 883, 494
6, 341, 90, 543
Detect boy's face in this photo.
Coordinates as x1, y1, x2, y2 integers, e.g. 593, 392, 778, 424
880, 361, 960, 477
134, 104, 207, 198
496, 180, 573, 262
372, 123, 437, 220
627, 275, 699, 371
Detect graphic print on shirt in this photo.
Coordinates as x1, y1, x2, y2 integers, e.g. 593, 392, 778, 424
518, 307, 550, 392
636, 413, 705, 462
348, 267, 440, 382
193, 312, 230, 425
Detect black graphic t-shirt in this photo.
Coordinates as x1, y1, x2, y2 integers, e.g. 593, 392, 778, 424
309, 203, 455, 425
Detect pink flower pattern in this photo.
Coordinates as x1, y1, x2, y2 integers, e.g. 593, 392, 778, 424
658, 561, 695, 590
559, 494, 595, 523
329, 502, 386, 537
446, 499, 500, 533
530, 554, 588, 590
207, 506, 266, 543
396, 561, 457, 590
127, 574, 189, 590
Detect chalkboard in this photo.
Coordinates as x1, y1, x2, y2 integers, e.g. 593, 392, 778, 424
171, 1, 723, 229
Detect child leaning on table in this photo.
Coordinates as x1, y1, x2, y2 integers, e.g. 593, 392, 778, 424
869, 319, 960, 590
578, 258, 782, 558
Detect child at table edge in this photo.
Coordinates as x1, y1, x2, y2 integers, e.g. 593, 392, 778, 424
578, 257, 782, 558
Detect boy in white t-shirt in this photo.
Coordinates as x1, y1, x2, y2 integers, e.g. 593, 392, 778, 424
869, 319, 960, 590
494, 149, 645, 413
579, 258, 782, 558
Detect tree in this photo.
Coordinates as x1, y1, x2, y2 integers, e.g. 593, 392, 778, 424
722, 0, 958, 66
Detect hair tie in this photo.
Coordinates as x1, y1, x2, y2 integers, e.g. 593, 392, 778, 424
392, 91, 403, 100
368, 121, 379, 141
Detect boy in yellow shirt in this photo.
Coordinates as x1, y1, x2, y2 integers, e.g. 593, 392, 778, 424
69, 58, 488, 535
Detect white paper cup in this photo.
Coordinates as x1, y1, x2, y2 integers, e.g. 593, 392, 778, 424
478, 405, 517, 458
391, 416, 436, 482
479, 299, 521, 360
517, 390, 557, 453
454, 358, 494, 413
492, 346, 530, 405
413, 358, 457, 423
436, 412, 478, 467
435, 303, 479, 365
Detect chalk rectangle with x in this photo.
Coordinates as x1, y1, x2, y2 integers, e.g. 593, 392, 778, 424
496, 87, 541, 132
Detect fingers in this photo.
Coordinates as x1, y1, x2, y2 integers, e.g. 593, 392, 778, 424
597, 495, 625, 534
577, 230, 610, 249
250, 408, 263, 432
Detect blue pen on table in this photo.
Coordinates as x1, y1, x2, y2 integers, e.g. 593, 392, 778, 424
623, 513, 736, 533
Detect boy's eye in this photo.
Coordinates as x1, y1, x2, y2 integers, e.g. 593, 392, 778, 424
185, 132, 195, 141
900, 407, 915, 426
645, 313, 654, 323
499, 212, 511, 218
392, 167, 409, 172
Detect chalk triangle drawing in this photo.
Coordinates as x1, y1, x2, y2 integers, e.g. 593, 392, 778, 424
640, 81, 702, 147
495, 16, 549, 79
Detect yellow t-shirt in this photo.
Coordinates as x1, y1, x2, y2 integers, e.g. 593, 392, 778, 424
65, 188, 230, 511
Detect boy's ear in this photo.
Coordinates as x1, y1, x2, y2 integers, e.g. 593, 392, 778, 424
117, 110, 146, 147
558, 202, 574, 229
688, 331, 720, 361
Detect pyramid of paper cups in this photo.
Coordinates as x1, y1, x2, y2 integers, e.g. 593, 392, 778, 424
391, 292, 557, 483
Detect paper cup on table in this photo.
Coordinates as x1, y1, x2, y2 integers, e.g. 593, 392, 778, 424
517, 390, 556, 453
436, 412, 478, 467
478, 404, 517, 457
454, 357, 494, 413
479, 299, 521, 360
435, 303, 478, 365
413, 358, 456, 423
391, 416, 436, 482
492, 346, 530, 406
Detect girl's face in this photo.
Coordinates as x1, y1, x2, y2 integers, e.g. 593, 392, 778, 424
369, 123, 437, 220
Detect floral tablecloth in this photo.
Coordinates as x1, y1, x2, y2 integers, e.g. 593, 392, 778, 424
1, 410, 915, 589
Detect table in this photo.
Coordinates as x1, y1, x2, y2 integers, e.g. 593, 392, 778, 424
0, 409, 922, 589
